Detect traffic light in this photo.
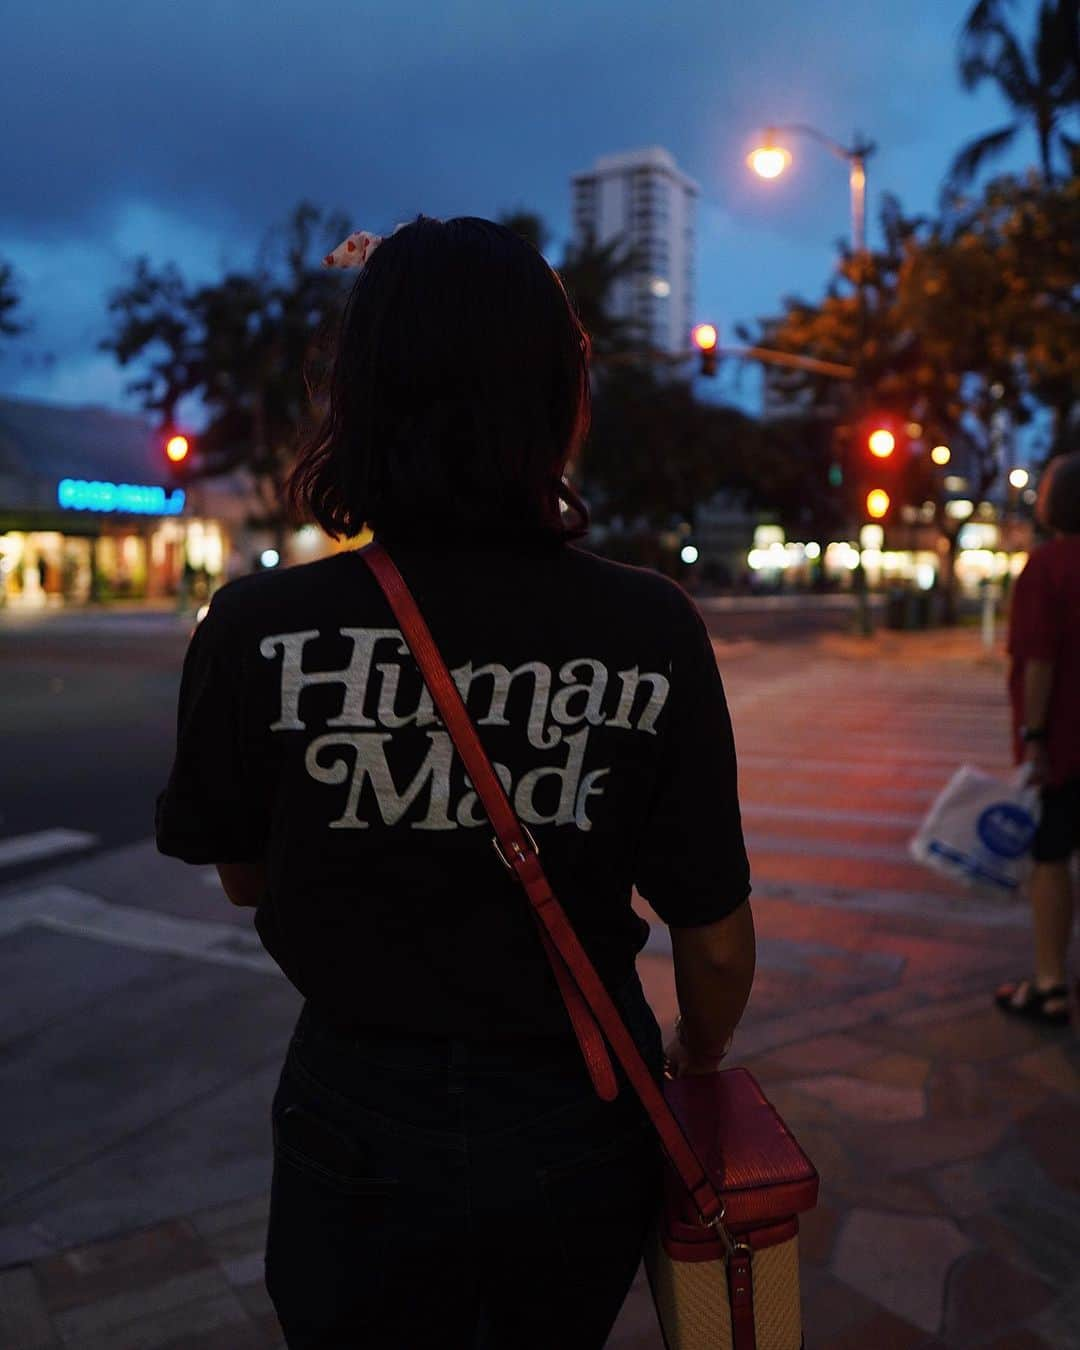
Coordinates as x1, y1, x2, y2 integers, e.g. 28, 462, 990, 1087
165, 434, 190, 465
866, 488, 891, 520
691, 323, 719, 377
868, 427, 896, 458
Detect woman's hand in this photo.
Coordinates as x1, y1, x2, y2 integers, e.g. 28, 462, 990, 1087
663, 1033, 731, 1079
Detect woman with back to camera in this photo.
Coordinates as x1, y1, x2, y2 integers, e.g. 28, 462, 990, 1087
155, 216, 755, 1349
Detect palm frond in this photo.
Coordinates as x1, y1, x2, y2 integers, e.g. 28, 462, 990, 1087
983, 20, 1038, 102
942, 123, 1020, 199
958, 0, 1016, 83
1035, 0, 1080, 94
960, 0, 1014, 38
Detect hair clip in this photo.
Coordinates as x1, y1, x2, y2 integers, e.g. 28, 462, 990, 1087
323, 230, 383, 269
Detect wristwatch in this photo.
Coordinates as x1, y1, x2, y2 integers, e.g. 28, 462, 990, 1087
1020, 726, 1047, 744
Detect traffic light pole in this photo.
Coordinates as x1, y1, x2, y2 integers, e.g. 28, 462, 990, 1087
593, 345, 855, 380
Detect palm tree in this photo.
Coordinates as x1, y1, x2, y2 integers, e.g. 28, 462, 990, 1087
0, 261, 24, 345
559, 232, 642, 359
945, 0, 1079, 198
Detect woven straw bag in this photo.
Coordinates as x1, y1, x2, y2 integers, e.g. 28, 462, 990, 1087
362, 542, 819, 1350
644, 1069, 816, 1349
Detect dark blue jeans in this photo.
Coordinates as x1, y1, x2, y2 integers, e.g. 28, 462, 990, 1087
264, 979, 663, 1349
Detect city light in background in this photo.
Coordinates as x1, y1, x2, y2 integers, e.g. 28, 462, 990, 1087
931, 444, 952, 466
1008, 468, 1030, 489
165, 435, 190, 464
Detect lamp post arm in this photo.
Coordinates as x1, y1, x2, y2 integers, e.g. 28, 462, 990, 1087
768, 123, 857, 163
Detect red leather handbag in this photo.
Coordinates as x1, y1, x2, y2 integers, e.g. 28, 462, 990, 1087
361, 542, 818, 1350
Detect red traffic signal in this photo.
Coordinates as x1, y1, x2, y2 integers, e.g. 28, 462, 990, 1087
691, 323, 719, 377
868, 427, 896, 458
165, 434, 190, 464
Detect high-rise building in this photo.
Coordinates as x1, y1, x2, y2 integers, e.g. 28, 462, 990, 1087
570, 146, 698, 356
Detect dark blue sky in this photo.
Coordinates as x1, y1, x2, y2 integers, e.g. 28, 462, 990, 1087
0, 0, 1036, 415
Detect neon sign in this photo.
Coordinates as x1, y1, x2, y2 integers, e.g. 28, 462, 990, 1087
57, 479, 186, 516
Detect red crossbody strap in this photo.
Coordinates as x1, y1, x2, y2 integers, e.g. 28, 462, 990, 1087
360, 543, 618, 1103
360, 542, 730, 1241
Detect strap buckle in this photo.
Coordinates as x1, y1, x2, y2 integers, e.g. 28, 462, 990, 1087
699, 1202, 738, 1258
492, 825, 539, 873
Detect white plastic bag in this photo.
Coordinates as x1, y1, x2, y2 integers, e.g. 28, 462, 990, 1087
909, 765, 1041, 897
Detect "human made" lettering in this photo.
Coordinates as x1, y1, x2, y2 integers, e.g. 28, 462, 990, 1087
258, 628, 670, 832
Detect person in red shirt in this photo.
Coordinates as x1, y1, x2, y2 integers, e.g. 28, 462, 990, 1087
997, 450, 1080, 1025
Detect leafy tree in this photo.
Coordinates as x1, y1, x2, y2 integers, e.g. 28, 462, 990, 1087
741, 163, 1079, 615
946, 0, 1080, 197
102, 203, 350, 547
0, 261, 26, 348
581, 363, 764, 572
904, 157, 1080, 459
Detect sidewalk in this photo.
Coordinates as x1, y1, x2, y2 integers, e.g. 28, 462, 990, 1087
1, 631, 1078, 1348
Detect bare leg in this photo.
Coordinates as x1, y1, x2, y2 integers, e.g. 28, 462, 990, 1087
1032, 861, 1075, 990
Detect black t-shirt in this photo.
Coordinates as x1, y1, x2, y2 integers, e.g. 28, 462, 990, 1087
156, 534, 751, 1040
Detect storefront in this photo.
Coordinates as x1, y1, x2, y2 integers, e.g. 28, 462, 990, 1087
0, 396, 240, 607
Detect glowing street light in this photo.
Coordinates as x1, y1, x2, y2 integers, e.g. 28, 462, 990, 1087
747, 144, 791, 180
747, 124, 876, 254
1008, 468, 1030, 489
930, 444, 951, 466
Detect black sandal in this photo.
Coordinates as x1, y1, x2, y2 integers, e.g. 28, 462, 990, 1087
994, 978, 1071, 1026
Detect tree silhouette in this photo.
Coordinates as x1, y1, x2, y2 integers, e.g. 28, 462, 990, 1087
946, 0, 1080, 198
102, 203, 351, 546
0, 261, 26, 349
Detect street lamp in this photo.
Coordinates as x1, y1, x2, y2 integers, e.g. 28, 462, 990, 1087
748, 124, 876, 254
746, 145, 790, 180
749, 122, 878, 636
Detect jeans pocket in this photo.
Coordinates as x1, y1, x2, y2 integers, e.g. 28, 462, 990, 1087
272, 1099, 401, 1198
538, 1116, 659, 1227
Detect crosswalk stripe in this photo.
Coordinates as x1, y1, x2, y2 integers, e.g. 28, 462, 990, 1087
0, 829, 99, 870
0, 885, 278, 974
742, 803, 924, 829
739, 752, 1010, 778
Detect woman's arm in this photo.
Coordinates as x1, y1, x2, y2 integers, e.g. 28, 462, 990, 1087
216, 861, 267, 908
666, 900, 756, 1075
1023, 657, 1055, 784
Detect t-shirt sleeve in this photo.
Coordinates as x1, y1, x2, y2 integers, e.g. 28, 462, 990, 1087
1007, 550, 1059, 664
633, 593, 751, 926
155, 596, 270, 865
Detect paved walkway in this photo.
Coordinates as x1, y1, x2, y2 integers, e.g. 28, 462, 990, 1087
1, 629, 1078, 1348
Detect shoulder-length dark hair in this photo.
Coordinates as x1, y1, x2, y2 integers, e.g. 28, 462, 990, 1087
290, 216, 591, 542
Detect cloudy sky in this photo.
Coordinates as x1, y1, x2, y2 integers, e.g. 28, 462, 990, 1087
0, 0, 1035, 415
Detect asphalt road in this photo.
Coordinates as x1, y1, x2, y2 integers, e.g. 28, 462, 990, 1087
0, 593, 877, 887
